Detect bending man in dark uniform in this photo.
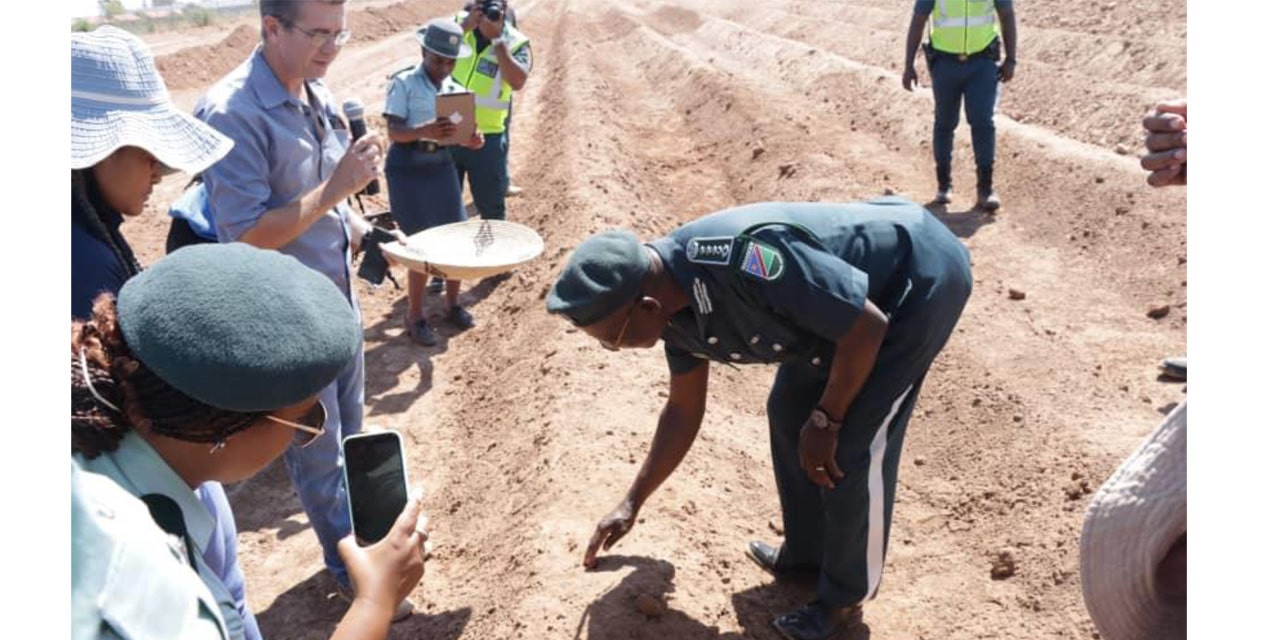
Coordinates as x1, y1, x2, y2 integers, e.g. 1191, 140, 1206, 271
546, 196, 973, 640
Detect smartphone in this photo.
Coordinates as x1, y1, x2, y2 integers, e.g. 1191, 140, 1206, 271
342, 431, 409, 545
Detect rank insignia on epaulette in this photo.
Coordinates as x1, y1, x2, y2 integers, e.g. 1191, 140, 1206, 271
686, 237, 734, 266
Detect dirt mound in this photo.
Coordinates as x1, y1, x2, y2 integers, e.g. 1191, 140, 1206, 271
348, 2, 437, 44
154, 1, 435, 92
154, 23, 258, 91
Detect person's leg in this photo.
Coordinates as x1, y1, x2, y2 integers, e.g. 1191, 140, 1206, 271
766, 362, 828, 569
445, 279, 461, 308
815, 382, 922, 610
282, 374, 353, 588
962, 58, 1000, 204
469, 133, 509, 221
929, 56, 965, 198
406, 271, 427, 322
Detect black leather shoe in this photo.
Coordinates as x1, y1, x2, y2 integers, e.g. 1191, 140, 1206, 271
747, 541, 818, 578
748, 541, 782, 574
772, 602, 863, 640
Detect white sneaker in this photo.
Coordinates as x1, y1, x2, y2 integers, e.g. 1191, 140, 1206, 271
506, 183, 524, 197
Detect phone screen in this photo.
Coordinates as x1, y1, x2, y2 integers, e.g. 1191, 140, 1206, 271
343, 433, 408, 544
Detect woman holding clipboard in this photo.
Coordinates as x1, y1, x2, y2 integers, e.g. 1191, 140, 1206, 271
383, 19, 485, 347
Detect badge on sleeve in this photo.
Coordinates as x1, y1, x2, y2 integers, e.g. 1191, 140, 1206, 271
739, 239, 785, 281
686, 237, 735, 266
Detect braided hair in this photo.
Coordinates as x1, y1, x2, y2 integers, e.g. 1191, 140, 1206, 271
71, 295, 267, 458
71, 169, 143, 280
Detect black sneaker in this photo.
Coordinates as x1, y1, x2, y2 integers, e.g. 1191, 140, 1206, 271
427, 277, 445, 295
404, 317, 439, 347
446, 305, 475, 330
773, 601, 863, 640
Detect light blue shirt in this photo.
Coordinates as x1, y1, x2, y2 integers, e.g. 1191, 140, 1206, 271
196, 482, 261, 640
75, 434, 247, 640
71, 458, 228, 640
383, 64, 466, 129
195, 48, 357, 302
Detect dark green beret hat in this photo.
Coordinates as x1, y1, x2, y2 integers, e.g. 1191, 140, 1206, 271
116, 243, 362, 413
546, 230, 648, 326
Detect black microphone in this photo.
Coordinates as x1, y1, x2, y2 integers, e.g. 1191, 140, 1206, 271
342, 99, 380, 196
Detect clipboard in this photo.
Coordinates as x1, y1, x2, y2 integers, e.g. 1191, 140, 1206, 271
434, 91, 476, 147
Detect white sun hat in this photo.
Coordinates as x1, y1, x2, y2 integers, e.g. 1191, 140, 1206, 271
1080, 401, 1187, 640
71, 25, 232, 174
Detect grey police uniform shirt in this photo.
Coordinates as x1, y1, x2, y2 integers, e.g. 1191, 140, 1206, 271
384, 65, 467, 129
647, 198, 928, 376
196, 48, 358, 304
73, 433, 244, 640
71, 458, 229, 640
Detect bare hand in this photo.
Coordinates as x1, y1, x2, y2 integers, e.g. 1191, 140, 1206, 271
421, 117, 457, 142
583, 499, 637, 569
1141, 99, 1187, 187
332, 133, 384, 199
338, 491, 429, 611
798, 414, 844, 490
902, 66, 918, 91
464, 131, 485, 150
998, 60, 1016, 83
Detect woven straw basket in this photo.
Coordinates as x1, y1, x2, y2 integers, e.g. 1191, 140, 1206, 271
381, 219, 544, 280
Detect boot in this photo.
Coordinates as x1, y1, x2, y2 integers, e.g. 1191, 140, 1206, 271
977, 166, 1001, 211
934, 165, 953, 205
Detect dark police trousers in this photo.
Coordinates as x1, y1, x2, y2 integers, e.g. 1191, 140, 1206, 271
928, 51, 999, 186
766, 226, 972, 609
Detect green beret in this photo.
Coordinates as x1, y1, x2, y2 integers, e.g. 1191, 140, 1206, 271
117, 243, 362, 413
546, 230, 648, 326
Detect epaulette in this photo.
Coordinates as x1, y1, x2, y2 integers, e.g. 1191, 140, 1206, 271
385, 64, 417, 81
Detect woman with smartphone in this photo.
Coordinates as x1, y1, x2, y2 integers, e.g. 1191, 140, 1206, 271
383, 18, 486, 347
71, 243, 430, 640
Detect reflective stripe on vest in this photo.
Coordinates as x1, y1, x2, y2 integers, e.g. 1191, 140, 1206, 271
930, 0, 998, 55
451, 16, 529, 134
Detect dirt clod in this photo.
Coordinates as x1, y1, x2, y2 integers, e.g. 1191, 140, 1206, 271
1147, 304, 1172, 319
1008, 288, 1027, 300
991, 549, 1018, 580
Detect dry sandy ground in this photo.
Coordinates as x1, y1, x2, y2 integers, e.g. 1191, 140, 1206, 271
124, 1, 1187, 638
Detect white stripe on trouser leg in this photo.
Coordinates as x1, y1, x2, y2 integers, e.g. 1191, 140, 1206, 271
858, 384, 914, 605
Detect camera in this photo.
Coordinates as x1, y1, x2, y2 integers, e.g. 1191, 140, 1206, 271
479, 0, 502, 22
357, 225, 399, 288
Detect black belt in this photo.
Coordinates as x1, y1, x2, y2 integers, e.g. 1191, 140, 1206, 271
926, 38, 1000, 64
395, 140, 441, 153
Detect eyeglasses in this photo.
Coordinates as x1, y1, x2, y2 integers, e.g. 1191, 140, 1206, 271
265, 401, 328, 448
279, 19, 352, 47
601, 305, 635, 352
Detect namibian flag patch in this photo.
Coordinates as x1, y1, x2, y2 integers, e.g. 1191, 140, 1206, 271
739, 240, 784, 281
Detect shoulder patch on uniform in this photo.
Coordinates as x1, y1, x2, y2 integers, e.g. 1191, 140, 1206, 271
686, 236, 735, 266
739, 239, 785, 281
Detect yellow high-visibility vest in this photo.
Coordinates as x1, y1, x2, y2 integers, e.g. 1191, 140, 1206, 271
930, 0, 998, 55
451, 13, 529, 134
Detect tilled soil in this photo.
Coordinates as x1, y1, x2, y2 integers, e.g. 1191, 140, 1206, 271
127, 1, 1187, 638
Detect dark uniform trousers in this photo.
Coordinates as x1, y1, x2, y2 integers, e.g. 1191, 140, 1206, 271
766, 218, 972, 610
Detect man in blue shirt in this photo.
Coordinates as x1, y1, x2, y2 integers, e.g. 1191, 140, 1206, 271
194, 0, 411, 619
547, 197, 973, 640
